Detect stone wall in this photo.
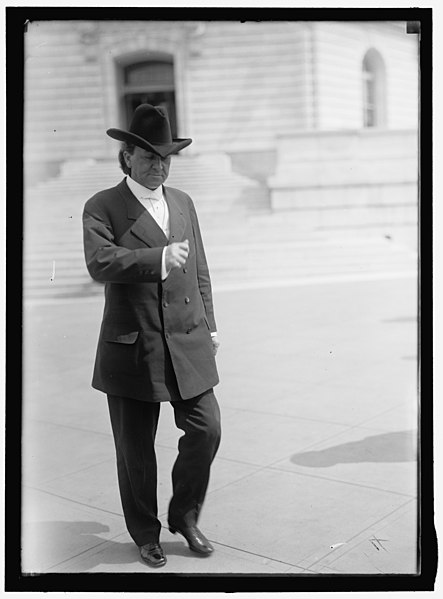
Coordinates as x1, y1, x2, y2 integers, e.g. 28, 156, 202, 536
312, 21, 418, 130
24, 20, 418, 187
268, 128, 418, 229
24, 21, 107, 183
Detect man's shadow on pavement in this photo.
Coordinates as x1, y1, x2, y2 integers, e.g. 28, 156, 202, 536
25, 520, 196, 572
290, 430, 417, 467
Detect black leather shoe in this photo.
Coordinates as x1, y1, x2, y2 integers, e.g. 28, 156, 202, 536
139, 543, 167, 567
169, 524, 214, 556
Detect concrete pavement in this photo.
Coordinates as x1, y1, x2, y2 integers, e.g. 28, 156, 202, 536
21, 269, 418, 575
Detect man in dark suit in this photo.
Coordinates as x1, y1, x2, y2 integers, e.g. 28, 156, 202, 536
83, 104, 221, 568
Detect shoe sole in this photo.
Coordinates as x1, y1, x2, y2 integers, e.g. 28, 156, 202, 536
140, 556, 167, 567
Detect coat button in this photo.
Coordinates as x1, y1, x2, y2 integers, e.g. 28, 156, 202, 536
184, 297, 190, 304
183, 267, 188, 273
163, 301, 168, 308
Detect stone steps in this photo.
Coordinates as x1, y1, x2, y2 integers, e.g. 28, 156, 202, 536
24, 230, 417, 301
24, 155, 270, 300
24, 156, 417, 302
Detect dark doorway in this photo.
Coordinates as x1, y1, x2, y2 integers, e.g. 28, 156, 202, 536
122, 58, 177, 138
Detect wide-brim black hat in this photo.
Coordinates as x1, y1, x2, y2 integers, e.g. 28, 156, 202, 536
107, 103, 192, 158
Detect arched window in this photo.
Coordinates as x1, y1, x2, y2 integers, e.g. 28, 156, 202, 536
362, 49, 386, 128
121, 56, 178, 137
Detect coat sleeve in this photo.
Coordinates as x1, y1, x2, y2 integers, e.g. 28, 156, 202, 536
189, 199, 217, 332
83, 200, 164, 284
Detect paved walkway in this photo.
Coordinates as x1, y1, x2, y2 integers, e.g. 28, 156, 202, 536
22, 270, 418, 576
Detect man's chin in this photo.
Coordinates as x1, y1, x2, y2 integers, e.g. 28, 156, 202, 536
145, 177, 165, 189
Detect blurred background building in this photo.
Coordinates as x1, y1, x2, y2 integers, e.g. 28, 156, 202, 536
24, 20, 419, 300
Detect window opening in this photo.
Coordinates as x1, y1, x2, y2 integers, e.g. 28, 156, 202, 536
362, 49, 386, 128
122, 59, 177, 137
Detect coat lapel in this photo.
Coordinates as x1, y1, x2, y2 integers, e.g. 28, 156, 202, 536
164, 187, 186, 243
131, 211, 168, 247
117, 180, 187, 248
118, 179, 168, 248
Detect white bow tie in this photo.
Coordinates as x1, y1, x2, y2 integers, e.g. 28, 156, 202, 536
141, 194, 161, 201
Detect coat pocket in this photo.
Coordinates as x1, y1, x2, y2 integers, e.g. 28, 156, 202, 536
100, 328, 141, 376
104, 330, 139, 344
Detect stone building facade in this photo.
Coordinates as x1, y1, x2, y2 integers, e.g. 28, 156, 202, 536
24, 20, 419, 227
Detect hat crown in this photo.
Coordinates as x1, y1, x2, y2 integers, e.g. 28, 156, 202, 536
129, 104, 172, 145
106, 102, 192, 157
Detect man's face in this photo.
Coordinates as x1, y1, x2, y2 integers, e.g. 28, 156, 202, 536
124, 146, 171, 190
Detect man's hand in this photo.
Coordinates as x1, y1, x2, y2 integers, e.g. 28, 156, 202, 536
211, 335, 220, 356
165, 239, 189, 270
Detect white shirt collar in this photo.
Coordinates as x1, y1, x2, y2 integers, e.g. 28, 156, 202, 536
126, 175, 163, 201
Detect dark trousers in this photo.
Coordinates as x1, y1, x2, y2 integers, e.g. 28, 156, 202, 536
107, 390, 221, 547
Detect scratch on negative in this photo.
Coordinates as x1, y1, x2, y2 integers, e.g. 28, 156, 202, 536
363, 552, 385, 574
369, 536, 389, 552
330, 543, 346, 550
50, 261, 56, 282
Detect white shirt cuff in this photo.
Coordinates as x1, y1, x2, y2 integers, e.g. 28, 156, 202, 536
161, 247, 169, 280
211, 332, 218, 337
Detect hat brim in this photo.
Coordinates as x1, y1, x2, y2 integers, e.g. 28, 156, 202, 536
107, 128, 192, 157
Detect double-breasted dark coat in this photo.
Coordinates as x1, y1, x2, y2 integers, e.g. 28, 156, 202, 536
83, 178, 219, 402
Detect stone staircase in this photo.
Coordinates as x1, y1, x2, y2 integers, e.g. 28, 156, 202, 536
24, 155, 417, 303
24, 153, 270, 301
26, 153, 270, 214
